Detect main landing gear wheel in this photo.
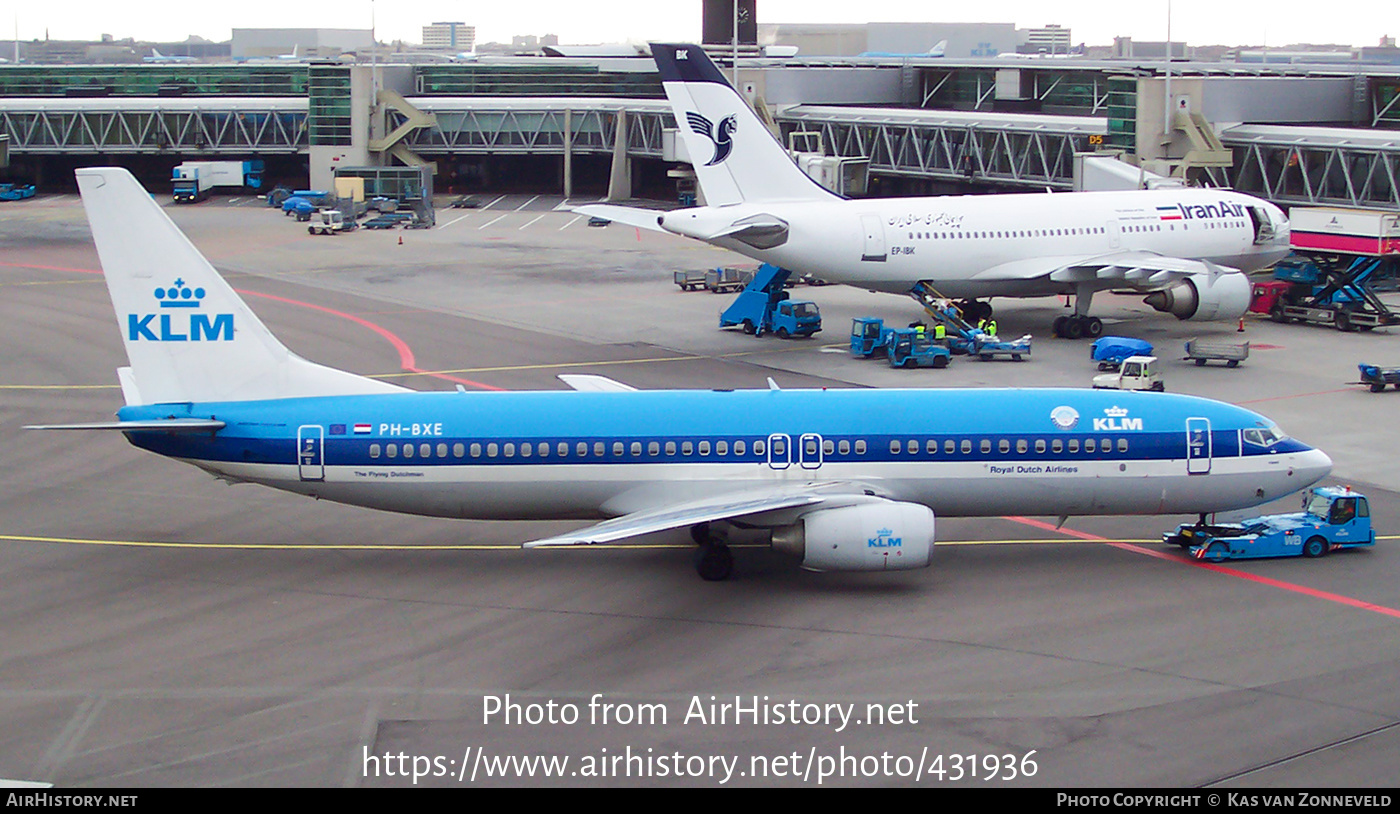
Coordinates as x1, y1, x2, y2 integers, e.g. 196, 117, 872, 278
691, 522, 734, 581
1053, 315, 1103, 339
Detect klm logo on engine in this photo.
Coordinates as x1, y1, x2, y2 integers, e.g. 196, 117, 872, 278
1092, 406, 1143, 432
128, 279, 233, 342
868, 528, 903, 549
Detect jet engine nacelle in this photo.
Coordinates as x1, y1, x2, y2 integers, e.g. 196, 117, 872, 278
1143, 271, 1252, 321
771, 502, 934, 571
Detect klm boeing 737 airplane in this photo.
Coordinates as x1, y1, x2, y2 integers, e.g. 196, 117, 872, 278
578, 44, 1292, 339
30, 168, 1331, 581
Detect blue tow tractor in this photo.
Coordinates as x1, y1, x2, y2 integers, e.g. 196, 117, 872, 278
850, 317, 896, 357
887, 328, 951, 368
718, 264, 821, 338
1164, 486, 1375, 562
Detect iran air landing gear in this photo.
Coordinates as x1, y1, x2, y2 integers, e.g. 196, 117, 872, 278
1052, 287, 1104, 340
691, 522, 734, 582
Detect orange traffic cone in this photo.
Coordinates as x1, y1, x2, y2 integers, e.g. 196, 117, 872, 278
398, 235, 403, 246
1237, 316, 1245, 332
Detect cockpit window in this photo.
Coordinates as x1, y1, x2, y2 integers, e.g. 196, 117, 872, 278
1243, 424, 1288, 447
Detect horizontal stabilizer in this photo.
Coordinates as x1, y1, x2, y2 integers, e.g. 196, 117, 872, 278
571, 203, 667, 232
25, 418, 226, 432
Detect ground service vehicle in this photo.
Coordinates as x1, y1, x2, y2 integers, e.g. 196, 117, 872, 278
887, 329, 951, 368
705, 266, 750, 294
1092, 356, 1164, 391
719, 265, 821, 338
1165, 486, 1374, 561
674, 270, 708, 291
1184, 338, 1249, 367
850, 318, 896, 357
172, 160, 264, 203
1092, 336, 1154, 370
308, 209, 355, 235
1358, 363, 1400, 392
0, 183, 36, 201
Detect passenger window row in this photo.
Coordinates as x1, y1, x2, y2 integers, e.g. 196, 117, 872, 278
364, 436, 1130, 460
906, 227, 1108, 241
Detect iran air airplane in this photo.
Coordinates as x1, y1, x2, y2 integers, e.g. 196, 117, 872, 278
578, 44, 1292, 339
31, 168, 1331, 581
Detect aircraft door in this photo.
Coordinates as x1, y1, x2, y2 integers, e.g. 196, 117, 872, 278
298, 425, 325, 482
860, 214, 886, 262
1185, 418, 1211, 474
1108, 220, 1121, 249
767, 433, 792, 470
799, 433, 823, 470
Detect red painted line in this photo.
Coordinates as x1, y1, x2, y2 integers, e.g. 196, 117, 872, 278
1004, 516, 1400, 619
4, 260, 503, 391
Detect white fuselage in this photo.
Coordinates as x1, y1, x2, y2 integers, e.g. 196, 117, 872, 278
661, 187, 1291, 296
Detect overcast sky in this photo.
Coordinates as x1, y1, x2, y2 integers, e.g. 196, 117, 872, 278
4, 1, 1392, 49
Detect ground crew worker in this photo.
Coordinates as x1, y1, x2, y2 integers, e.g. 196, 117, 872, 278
984, 318, 998, 337
934, 323, 946, 340
914, 323, 926, 340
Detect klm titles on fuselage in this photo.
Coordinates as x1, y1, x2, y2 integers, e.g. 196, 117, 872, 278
128, 281, 233, 342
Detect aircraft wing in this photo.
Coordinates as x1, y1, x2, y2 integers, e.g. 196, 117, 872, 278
24, 418, 226, 432
521, 483, 886, 548
972, 251, 1239, 289
571, 203, 667, 232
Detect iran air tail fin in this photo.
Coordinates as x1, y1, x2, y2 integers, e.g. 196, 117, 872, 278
651, 43, 838, 206
75, 168, 405, 405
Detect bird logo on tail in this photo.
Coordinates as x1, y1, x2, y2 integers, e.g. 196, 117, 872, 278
686, 111, 737, 166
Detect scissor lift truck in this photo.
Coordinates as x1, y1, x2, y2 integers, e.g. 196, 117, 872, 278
719, 264, 822, 338
1165, 486, 1374, 562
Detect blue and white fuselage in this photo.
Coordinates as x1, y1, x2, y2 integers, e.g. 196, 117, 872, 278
121, 387, 1328, 522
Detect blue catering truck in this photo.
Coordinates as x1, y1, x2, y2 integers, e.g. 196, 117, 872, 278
172, 160, 265, 203
1164, 486, 1375, 562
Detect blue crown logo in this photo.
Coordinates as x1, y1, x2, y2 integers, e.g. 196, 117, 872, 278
154, 279, 205, 308
876, 528, 893, 537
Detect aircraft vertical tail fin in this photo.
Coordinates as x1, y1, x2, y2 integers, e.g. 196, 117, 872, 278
75, 168, 405, 405
651, 43, 839, 206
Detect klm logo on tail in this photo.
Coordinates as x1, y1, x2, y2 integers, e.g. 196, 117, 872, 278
128, 279, 233, 342
686, 111, 737, 166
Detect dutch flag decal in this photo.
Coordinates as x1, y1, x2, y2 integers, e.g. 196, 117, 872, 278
354, 423, 372, 434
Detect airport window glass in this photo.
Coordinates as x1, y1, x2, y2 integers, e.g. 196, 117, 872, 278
1118, 438, 1128, 452
1052, 439, 1063, 453
682, 441, 694, 455
699, 441, 711, 456
980, 439, 992, 454
961, 440, 972, 454
1016, 439, 1028, 454
666, 441, 676, 455
945, 439, 955, 454
838, 439, 850, 455
1067, 439, 1078, 453
718, 440, 729, 455
755, 440, 767, 456
471, 443, 482, 457
926, 439, 937, 454
823, 440, 834, 455
735, 440, 746, 456
648, 441, 659, 456
594, 442, 605, 457
403, 444, 414, 459
998, 439, 1010, 454
631, 442, 642, 457
1085, 439, 1096, 453
437, 443, 448, 458
487, 443, 498, 458
454, 443, 465, 457
907, 440, 918, 454
890, 440, 901, 454
387, 444, 398, 458
504, 443, 515, 458
1035, 439, 1046, 454
521, 442, 532, 458
369, 444, 381, 459
613, 442, 624, 456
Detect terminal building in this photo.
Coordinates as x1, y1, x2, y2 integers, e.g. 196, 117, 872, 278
1, 13, 1398, 211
